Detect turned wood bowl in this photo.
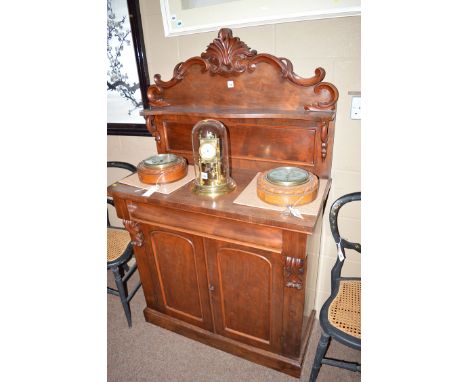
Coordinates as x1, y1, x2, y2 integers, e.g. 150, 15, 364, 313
137, 154, 188, 184
257, 168, 319, 207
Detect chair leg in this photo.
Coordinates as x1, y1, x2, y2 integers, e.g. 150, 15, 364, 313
111, 266, 132, 327
310, 332, 331, 382
119, 266, 129, 296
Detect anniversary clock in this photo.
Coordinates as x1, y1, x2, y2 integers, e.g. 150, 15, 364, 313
191, 119, 236, 196
257, 166, 319, 206
137, 153, 188, 184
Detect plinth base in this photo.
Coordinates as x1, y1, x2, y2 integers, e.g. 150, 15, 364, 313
143, 307, 315, 378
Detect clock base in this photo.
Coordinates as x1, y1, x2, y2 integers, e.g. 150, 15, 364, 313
191, 177, 236, 197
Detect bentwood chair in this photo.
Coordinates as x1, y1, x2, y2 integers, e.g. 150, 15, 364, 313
309, 192, 361, 382
107, 161, 141, 327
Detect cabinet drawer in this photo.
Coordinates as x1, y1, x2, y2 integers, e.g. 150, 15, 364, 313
128, 202, 283, 253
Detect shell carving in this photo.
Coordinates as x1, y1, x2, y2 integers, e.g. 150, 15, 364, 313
201, 28, 257, 74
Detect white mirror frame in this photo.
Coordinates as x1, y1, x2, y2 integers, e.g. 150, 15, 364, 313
160, 0, 361, 37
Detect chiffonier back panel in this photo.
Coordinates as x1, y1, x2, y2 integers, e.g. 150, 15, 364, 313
143, 28, 338, 178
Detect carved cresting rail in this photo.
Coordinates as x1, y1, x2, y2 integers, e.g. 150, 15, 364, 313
147, 28, 338, 112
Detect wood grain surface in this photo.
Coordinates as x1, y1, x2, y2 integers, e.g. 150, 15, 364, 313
109, 28, 338, 377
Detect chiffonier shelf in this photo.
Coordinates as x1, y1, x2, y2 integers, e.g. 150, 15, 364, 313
109, 28, 338, 377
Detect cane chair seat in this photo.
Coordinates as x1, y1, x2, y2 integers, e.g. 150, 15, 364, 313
107, 161, 141, 328
107, 228, 131, 262
327, 279, 361, 339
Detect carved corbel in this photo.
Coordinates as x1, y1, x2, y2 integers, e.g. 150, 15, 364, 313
123, 220, 144, 247
320, 121, 329, 161
145, 116, 161, 145
284, 256, 304, 290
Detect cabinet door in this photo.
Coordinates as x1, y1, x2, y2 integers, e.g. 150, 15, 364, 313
144, 226, 213, 331
205, 240, 284, 352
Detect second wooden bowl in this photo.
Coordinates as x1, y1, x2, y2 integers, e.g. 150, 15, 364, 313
257, 169, 319, 207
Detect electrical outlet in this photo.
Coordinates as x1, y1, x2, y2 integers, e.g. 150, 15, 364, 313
227, 80, 234, 88
350, 96, 361, 120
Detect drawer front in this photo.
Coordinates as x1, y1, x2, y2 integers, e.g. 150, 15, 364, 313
128, 202, 283, 253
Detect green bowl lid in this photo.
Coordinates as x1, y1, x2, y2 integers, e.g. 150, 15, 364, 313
266, 166, 310, 187
143, 154, 178, 169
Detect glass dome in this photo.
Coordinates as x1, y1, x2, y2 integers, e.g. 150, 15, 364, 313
191, 119, 236, 196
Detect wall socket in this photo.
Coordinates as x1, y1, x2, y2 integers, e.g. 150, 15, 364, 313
350, 96, 361, 120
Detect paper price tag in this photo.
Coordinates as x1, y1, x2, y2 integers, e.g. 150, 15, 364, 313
337, 244, 345, 262
288, 206, 303, 219
142, 185, 160, 197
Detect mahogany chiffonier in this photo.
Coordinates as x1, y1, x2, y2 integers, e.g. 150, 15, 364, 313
109, 29, 338, 377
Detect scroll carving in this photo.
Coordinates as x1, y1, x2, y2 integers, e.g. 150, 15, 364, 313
123, 219, 144, 247
248, 55, 325, 87
147, 28, 338, 110
304, 83, 339, 111
147, 57, 207, 107
284, 256, 304, 290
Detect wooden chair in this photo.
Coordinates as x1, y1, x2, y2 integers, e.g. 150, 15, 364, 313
107, 161, 141, 327
309, 192, 361, 381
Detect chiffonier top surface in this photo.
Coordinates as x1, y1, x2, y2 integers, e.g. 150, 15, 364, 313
109, 168, 331, 234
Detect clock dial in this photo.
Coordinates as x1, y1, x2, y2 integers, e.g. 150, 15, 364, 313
199, 142, 217, 160
266, 167, 310, 186
143, 154, 178, 168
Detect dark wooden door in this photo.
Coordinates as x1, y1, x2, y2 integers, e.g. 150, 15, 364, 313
144, 226, 213, 331
205, 239, 284, 352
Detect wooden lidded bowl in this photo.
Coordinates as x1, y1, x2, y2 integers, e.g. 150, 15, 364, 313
257, 167, 319, 207
137, 154, 188, 184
